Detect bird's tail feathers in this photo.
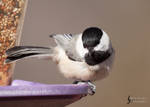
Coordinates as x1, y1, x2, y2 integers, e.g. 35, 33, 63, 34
5, 46, 52, 64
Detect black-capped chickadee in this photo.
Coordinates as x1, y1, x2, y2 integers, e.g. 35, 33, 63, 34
5, 27, 115, 95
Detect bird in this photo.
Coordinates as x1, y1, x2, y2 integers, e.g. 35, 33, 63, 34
5, 27, 115, 95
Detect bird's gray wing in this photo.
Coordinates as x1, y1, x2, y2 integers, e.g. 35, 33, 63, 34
49, 34, 72, 49
49, 34, 83, 61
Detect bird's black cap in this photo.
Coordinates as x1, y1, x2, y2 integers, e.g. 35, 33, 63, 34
82, 27, 103, 48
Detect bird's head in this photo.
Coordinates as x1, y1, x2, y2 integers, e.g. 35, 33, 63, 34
78, 27, 112, 65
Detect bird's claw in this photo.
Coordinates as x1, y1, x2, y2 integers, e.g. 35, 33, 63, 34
87, 81, 96, 95
73, 81, 96, 95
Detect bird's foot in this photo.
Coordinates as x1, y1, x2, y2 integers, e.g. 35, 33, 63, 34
87, 81, 96, 95
73, 80, 96, 95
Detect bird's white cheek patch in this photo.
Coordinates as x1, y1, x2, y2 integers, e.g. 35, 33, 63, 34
76, 34, 88, 58
94, 31, 110, 51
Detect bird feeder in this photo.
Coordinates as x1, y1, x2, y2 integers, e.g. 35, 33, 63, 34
0, 0, 88, 106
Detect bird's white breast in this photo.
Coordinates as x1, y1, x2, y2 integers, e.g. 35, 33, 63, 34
53, 46, 95, 81
52, 46, 114, 81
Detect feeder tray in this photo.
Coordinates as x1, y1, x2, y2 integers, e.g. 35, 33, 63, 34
0, 80, 88, 107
